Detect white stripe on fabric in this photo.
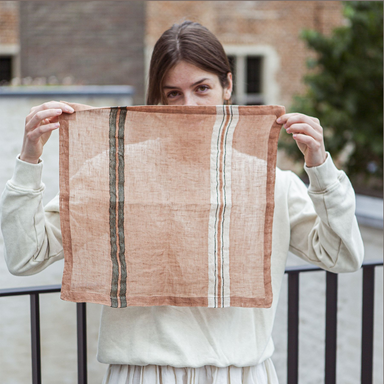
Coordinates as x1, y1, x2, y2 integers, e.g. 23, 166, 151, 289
208, 106, 226, 308
222, 105, 239, 307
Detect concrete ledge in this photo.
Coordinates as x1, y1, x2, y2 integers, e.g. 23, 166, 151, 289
356, 194, 383, 229
0, 85, 135, 98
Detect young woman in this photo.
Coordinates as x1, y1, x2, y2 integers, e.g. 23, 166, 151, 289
1, 21, 363, 384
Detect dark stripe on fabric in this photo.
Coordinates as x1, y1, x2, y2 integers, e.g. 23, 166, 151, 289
221, 105, 234, 306
117, 107, 127, 308
214, 106, 226, 308
109, 107, 119, 308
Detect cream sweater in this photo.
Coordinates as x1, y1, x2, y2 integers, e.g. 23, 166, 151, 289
1, 154, 363, 367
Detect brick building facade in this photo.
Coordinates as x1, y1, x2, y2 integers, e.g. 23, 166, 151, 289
0, 2, 19, 84
1, 1, 345, 107
147, 1, 344, 108
19, 1, 146, 104
0, 2, 18, 46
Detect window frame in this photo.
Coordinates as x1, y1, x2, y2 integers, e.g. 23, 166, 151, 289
224, 45, 280, 106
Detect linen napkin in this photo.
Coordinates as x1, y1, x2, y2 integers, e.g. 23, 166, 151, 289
59, 104, 285, 308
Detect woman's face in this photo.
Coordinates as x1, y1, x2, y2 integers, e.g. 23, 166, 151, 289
162, 61, 232, 106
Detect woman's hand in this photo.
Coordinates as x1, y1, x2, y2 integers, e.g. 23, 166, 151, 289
20, 101, 74, 164
277, 113, 327, 167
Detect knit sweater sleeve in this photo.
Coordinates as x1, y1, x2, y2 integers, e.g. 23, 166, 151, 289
287, 153, 364, 272
1, 157, 63, 276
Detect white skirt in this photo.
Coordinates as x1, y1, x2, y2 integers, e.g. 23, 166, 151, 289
102, 359, 279, 384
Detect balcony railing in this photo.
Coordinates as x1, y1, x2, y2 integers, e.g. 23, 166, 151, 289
0, 260, 382, 384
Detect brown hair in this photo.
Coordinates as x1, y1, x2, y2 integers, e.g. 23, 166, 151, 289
146, 21, 232, 105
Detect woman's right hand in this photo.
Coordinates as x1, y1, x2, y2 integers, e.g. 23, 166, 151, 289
20, 101, 75, 164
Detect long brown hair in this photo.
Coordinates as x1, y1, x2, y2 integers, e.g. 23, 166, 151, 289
147, 21, 232, 105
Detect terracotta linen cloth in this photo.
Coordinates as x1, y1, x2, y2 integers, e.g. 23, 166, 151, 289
59, 104, 285, 308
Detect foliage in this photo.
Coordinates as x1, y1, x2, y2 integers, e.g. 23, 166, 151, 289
282, 1, 383, 186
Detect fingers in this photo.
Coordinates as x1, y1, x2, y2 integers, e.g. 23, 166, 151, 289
20, 101, 73, 164
277, 113, 323, 141
26, 101, 74, 124
25, 108, 63, 134
290, 133, 322, 151
285, 123, 323, 142
31, 100, 75, 113
277, 112, 327, 167
27, 121, 60, 142
277, 113, 322, 133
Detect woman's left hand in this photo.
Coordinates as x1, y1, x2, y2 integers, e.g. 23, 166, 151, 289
277, 113, 327, 167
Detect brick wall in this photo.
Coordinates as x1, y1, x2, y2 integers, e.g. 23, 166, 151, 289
147, 1, 344, 108
0, 1, 19, 46
19, 2, 146, 104
8, 1, 345, 106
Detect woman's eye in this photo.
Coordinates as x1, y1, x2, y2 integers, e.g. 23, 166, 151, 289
196, 85, 209, 92
167, 91, 179, 99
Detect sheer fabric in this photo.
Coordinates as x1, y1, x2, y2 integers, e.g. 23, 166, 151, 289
102, 360, 279, 384
59, 104, 284, 309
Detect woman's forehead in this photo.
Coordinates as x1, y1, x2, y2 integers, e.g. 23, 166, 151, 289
163, 61, 219, 87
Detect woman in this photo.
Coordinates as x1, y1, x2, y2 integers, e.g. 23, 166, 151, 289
1, 21, 363, 384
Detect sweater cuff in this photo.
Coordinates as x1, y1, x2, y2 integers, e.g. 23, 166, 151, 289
304, 152, 340, 193
10, 155, 44, 190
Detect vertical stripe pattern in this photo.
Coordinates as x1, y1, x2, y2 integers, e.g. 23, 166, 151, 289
109, 107, 127, 308
208, 105, 239, 308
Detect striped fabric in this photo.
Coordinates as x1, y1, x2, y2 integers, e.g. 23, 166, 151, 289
59, 104, 284, 308
208, 105, 239, 308
108, 107, 128, 308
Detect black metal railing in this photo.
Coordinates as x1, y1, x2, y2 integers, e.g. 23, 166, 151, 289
0, 285, 86, 384
285, 260, 383, 384
0, 260, 382, 384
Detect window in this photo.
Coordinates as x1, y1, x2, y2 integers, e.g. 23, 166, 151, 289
227, 54, 264, 105
246, 56, 262, 95
0, 56, 13, 84
225, 45, 280, 106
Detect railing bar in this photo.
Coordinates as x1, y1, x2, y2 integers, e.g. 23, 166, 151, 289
0, 260, 381, 384
1, 261, 381, 297
361, 265, 375, 384
287, 272, 299, 384
285, 260, 383, 274
77, 303, 88, 384
30, 293, 42, 384
285, 265, 322, 273
325, 272, 338, 384
356, 260, 383, 267
0, 284, 61, 297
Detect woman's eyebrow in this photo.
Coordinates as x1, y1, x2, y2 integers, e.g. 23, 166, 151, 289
163, 78, 210, 90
